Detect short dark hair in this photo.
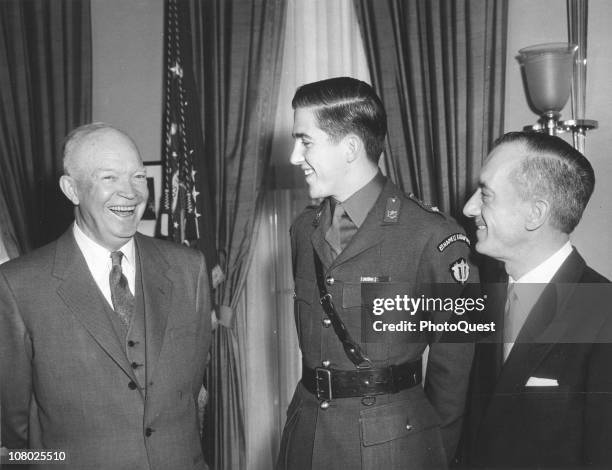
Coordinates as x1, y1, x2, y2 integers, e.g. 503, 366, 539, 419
494, 131, 595, 234
292, 77, 387, 163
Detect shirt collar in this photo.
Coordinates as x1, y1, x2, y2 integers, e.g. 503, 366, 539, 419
334, 171, 384, 228
73, 222, 135, 268
509, 241, 573, 285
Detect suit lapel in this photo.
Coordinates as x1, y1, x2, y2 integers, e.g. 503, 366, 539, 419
54, 230, 137, 381
494, 249, 586, 393
134, 234, 172, 383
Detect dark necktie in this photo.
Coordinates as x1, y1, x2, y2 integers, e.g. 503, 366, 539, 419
109, 251, 134, 326
325, 203, 357, 256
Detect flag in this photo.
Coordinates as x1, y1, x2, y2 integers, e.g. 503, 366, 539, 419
159, 0, 213, 260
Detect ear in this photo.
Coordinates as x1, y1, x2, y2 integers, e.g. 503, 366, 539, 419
59, 175, 80, 206
525, 198, 550, 231
343, 134, 363, 163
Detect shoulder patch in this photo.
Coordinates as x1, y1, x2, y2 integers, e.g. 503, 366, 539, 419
449, 257, 470, 284
438, 233, 471, 252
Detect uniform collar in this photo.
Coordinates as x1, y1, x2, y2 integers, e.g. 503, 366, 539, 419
333, 171, 385, 228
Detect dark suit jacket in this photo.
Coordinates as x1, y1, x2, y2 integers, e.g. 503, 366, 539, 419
0, 229, 212, 470
463, 249, 612, 468
277, 179, 476, 470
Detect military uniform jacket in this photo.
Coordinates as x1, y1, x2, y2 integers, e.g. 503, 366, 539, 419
277, 178, 476, 470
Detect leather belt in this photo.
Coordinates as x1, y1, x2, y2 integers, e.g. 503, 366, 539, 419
301, 359, 422, 400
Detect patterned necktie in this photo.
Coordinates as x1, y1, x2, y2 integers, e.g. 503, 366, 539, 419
325, 203, 357, 256
503, 283, 519, 361
109, 251, 134, 326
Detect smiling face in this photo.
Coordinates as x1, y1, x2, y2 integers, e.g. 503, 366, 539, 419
60, 128, 148, 251
290, 107, 350, 200
463, 143, 532, 265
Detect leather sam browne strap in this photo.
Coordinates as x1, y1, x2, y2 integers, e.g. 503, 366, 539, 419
313, 249, 372, 368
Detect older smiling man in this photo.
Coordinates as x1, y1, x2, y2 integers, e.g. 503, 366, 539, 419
461, 131, 612, 468
0, 123, 212, 469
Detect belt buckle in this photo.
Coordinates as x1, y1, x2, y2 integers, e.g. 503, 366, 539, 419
315, 367, 332, 400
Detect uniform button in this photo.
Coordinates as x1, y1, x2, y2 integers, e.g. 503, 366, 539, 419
325, 276, 335, 286
128, 381, 138, 390
292, 291, 297, 300
321, 318, 332, 328
322, 360, 330, 368
320, 401, 330, 410
145, 427, 154, 437
127, 340, 136, 347
131, 362, 141, 369
406, 424, 413, 431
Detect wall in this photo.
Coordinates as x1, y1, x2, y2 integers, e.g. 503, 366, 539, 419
91, 0, 164, 164
505, 0, 612, 278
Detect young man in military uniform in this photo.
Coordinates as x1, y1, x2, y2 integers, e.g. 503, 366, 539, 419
276, 77, 477, 469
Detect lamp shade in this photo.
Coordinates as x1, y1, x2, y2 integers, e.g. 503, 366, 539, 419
518, 43, 578, 115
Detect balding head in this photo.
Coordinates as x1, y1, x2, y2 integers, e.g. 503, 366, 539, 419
62, 123, 142, 178
59, 123, 148, 251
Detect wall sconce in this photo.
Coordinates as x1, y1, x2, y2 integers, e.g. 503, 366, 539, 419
518, 43, 597, 143
518, 0, 597, 153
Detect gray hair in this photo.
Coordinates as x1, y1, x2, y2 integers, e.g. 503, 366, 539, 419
62, 122, 135, 176
495, 132, 595, 234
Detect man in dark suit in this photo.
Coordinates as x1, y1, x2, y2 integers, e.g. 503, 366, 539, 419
276, 77, 477, 469
0, 123, 212, 469
461, 131, 612, 468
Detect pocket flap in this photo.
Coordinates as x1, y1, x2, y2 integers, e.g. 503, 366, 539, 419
359, 397, 441, 446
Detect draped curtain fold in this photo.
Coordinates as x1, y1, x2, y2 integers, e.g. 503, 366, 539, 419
354, 0, 507, 217
187, 1, 287, 468
0, 0, 91, 251
0, 189, 20, 261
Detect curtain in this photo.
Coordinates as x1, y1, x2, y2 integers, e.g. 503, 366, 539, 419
187, 1, 287, 468
242, 1, 373, 468
0, 188, 19, 262
354, 0, 507, 218
0, 0, 91, 251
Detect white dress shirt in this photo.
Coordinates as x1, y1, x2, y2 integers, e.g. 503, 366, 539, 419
73, 223, 136, 308
504, 241, 573, 359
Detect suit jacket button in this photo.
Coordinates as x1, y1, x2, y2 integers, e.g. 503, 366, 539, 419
321, 318, 332, 328
325, 276, 335, 286
145, 427, 154, 437
320, 400, 330, 410
127, 340, 136, 347
128, 381, 138, 390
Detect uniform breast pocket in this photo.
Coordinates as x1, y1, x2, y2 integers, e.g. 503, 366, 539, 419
359, 396, 446, 469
